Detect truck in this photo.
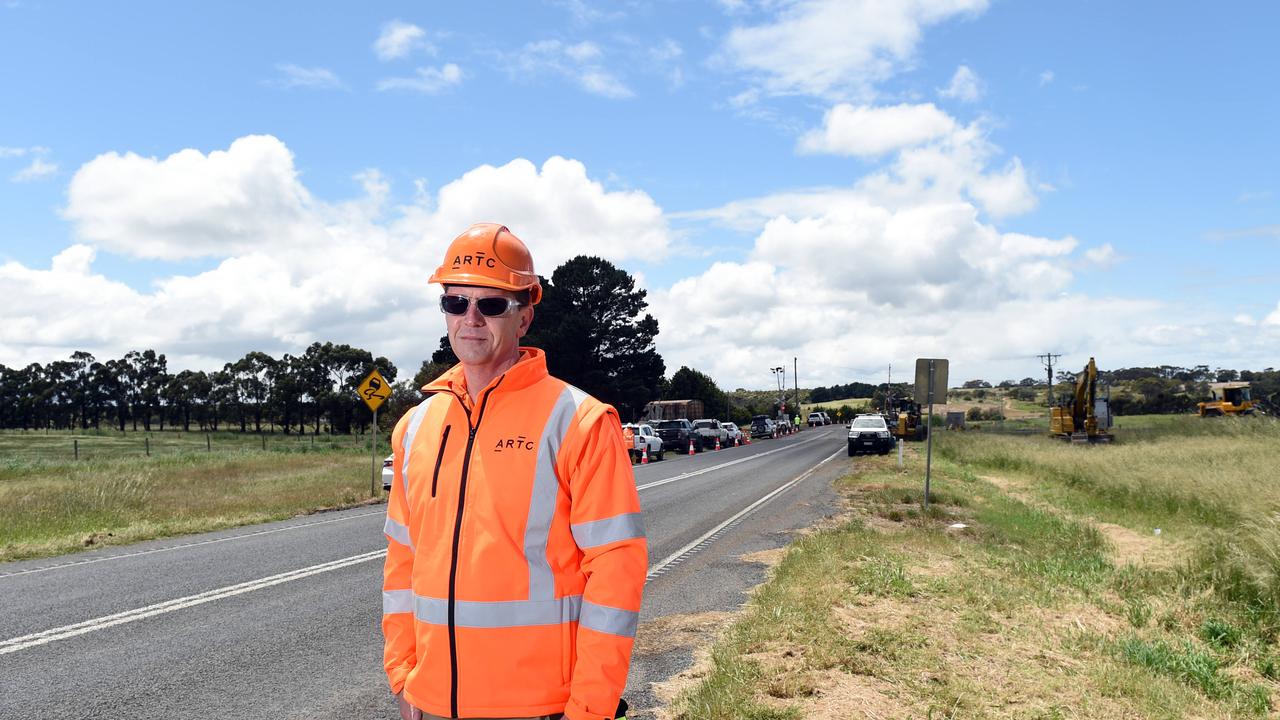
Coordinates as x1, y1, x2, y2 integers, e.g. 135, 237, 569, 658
653, 418, 699, 452
1199, 382, 1255, 417
692, 419, 729, 450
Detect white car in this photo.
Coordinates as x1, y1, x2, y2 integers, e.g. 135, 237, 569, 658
847, 414, 893, 456
722, 422, 744, 445
622, 423, 665, 462
381, 454, 394, 491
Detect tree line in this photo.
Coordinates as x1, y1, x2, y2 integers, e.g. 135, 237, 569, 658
0, 255, 672, 433
0, 343, 398, 434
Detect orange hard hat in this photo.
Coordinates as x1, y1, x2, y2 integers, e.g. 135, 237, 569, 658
428, 223, 542, 305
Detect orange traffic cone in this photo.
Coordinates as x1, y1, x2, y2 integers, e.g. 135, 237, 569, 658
688, 438, 696, 455
714, 436, 721, 451
641, 445, 649, 464
745, 433, 751, 445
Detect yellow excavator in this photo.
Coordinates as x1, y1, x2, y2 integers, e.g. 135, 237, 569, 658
1198, 382, 1254, 417
1049, 357, 1113, 443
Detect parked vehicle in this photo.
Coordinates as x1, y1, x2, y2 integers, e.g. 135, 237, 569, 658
382, 454, 394, 491
654, 418, 699, 452
847, 414, 894, 456
807, 411, 824, 427
622, 423, 665, 462
722, 422, 744, 445
692, 419, 729, 449
820, 411, 832, 425
749, 415, 776, 439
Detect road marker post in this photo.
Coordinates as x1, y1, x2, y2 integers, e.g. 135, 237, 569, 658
914, 358, 949, 510
357, 369, 391, 497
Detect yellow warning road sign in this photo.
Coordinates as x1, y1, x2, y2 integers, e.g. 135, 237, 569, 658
358, 369, 391, 412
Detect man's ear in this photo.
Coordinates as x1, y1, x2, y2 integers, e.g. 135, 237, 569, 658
517, 306, 534, 338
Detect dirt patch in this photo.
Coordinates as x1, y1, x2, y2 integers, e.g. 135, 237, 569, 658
798, 670, 919, 719
1095, 522, 1180, 569
633, 611, 736, 657
739, 547, 787, 568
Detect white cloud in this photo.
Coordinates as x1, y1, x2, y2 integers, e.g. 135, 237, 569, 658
509, 39, 634, 99
798, 103, 957, 157
939, 64, 982, 102
376, 63, 463, 93
374, 20, 430, 61
1, 145, 49, 158
64, 135, 315, 261
720, 0, 989, 101
1083, 243, 1119, 267
1265, 303, 1280, 327
1038, 70, 1055, 86
3, 136, 672, 373
11, 157, 57, 182
271, 64, 345, 90
789, 111, 1038, 220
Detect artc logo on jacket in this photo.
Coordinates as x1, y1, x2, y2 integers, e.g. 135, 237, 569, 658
492, 435, 535, 453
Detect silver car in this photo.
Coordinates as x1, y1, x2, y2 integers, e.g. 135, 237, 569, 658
382, 454, 394, 491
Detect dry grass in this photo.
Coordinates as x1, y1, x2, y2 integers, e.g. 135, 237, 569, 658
668, 417, 1280, 719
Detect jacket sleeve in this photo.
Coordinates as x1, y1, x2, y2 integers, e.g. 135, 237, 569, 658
382, 408, 417, 694
562, 404, 647, 720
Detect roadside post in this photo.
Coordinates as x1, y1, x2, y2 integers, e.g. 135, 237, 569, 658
914, 358, 949, 509
357, 368, 391, 497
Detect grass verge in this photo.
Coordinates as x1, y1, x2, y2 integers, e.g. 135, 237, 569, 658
0, 448, 379, 562
669, 415, 1279, 718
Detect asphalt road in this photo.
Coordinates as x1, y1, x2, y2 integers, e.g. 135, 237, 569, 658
0, 424, 850, 720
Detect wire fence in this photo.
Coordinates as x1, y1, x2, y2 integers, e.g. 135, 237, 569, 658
0, 429, 390, 463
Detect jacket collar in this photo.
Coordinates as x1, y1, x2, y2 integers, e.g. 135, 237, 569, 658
422, 347, 550, 402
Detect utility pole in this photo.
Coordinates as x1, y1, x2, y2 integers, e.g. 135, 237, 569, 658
793, 356, 799, 417
1037, 353, 1062, 406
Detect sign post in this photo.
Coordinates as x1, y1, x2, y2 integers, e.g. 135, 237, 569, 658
914, 358, 949, 509
357, 369, 391, 497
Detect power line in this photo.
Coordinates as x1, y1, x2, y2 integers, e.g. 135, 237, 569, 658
1037, 353, 1062, 406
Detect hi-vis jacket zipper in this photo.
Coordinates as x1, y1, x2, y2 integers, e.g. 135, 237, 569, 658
445, 377, 502, 719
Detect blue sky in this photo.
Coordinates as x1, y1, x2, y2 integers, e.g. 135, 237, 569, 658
1, 0, 1277, 389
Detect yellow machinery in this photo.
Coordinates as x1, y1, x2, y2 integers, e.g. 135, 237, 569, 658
1198, 382, 1254, 417
886, 396, 927, 440
1050, 357, 1113, 443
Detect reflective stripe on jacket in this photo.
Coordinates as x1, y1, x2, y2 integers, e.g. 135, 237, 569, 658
383, 348, 647, 720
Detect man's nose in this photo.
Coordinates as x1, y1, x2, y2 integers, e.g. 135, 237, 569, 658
462, 300, 486, 324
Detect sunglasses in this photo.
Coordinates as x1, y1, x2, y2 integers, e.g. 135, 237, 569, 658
439, 294, 525, 317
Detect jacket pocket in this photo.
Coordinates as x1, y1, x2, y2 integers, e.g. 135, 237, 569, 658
431, 425, 451, 498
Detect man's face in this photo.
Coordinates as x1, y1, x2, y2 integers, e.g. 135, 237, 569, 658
443, 285, 533, 368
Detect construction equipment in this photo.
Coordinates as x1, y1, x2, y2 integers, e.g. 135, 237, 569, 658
1198, 382, 1255, 417
1049, 357, 1113, 443
886, 395, 927, 441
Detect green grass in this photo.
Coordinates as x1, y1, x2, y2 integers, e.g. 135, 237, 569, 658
669, 414, 1280, 719
0, 442, 383, 562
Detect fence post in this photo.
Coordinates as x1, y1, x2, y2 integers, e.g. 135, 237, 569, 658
74, 438, 79, 461
206, 434, 211, 452
145, 436, 150, 457
261, 434, 267, 452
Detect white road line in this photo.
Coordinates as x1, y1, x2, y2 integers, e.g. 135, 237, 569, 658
646, 448, 841, 580
0, 509, 387, 578
0, 550, 387, 656
0, 431, 841, 655
636, 434, 826, 492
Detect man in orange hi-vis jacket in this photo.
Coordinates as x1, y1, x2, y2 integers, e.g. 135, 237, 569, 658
383, 223, 646, 720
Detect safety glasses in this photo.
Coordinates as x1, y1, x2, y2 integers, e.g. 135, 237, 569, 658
439, 294, 524, 317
